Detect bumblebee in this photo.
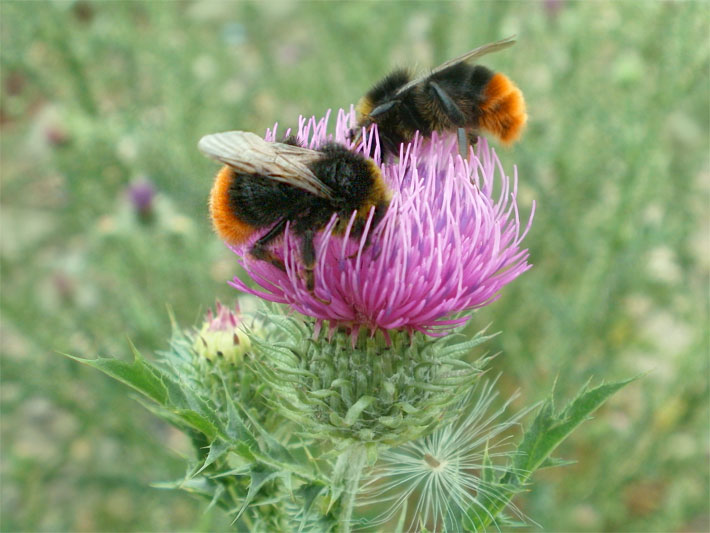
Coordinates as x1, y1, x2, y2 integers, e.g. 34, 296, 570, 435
198, 131, 390, 290
351, 36, 527, 157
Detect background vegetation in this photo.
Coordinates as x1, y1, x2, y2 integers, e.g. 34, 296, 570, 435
1, 1, 707, 531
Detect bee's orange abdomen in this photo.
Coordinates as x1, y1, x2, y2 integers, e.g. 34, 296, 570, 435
478, 73, 527, 145
209, 166, 255, 245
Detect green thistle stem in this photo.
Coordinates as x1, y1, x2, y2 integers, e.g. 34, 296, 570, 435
337, 444, 367, 533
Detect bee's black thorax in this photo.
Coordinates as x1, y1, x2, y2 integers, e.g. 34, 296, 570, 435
310, 144, 377, 211
417, 64, 495, 129
364, 69, 410, 107
228, 144, 387, 241
360, 69, 424, 155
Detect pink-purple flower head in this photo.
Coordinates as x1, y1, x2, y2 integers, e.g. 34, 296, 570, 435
228, 108, 534, 336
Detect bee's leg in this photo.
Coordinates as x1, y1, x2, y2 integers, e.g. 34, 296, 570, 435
300, 229, 317, 291
250, 218, 288, 271
457, 128, 468, 159
428, 81, 470, 157
464, 132, 482, 189
349, 127, 364, 148
429, 81, 466, 127
467, 130, 480, 147
301, 229, 331, 304
463, 130, 483, 162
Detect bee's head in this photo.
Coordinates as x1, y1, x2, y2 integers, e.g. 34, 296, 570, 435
351, 69, 412, 156
355, 91, 401, 125
350, 96, 400, 149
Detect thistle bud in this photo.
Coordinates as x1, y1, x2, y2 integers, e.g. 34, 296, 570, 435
193, 301, 250, 365
251, 312, 492, 447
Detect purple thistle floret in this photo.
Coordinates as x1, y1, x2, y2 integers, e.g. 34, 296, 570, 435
126, 178, 155, 216
204, 300, 242, 332
228, 109, 534, 337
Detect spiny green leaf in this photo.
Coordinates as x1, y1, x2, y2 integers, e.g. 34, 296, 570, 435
62, 345, 168, 405
538, 456, 578, 470
466, 377, 636, 532
153, 476, 230, 513
495, 511, 528, 528
510, 377, 636, 479
233, 467, 280, 522
152, 477, 213, 495
437, 331, 497, 358
204, 482, 226, 513
211, 465, 252, 478
131, 396, 198, 433
128, 393, 223, 447
296, 483, 327, 533
173, 409, 219, 441
282, 470, 294, 501
234, 398, 296, 464
179, 395, 228, 438
429, 357, 484, 369
221, 382, 260, 449
252, 339, 301, 363
412, 382, 459, 392
263, 312, 310, 339
194, 438, 231, 476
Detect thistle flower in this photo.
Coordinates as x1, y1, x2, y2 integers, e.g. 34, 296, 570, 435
126, 177, 155, 222
228, 108, 534, 336
357, 379, 533, 532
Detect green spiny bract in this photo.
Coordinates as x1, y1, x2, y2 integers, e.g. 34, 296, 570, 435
249, 312, 495, 447
146, 321, 341, 531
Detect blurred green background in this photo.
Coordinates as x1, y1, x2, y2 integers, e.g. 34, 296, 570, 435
1, 1, 708, 531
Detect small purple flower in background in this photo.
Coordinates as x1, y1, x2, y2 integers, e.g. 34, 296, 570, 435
228, 109, 534, 336
45, 125, 70, 147
542, 0, 565, 18
126, 177, 155, 222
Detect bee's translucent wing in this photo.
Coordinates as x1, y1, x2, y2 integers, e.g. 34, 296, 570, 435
395, 35, 516, 96
198, 131, 335, 199
428, 35, 517, 76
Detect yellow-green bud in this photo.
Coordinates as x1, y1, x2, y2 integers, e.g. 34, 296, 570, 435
193, 301, 251, 364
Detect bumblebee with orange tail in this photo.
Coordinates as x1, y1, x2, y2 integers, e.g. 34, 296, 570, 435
199, 131, 390, 291
351, 36, 527, 157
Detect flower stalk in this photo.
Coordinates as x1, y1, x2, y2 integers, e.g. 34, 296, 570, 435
334, 444, 368, 533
